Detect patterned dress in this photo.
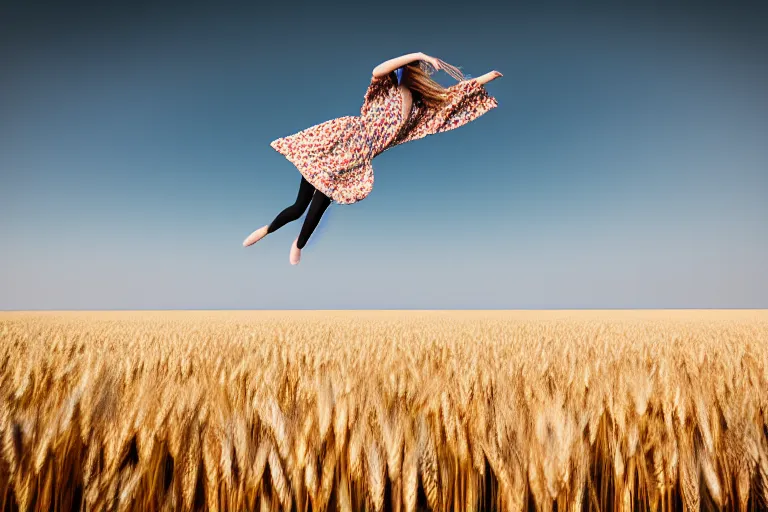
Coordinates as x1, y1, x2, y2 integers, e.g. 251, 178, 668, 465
270, 68, 498, 205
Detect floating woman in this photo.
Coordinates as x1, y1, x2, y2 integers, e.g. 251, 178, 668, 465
243, 51, 502, 265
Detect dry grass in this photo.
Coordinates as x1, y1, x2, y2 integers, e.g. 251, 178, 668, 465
1, 310, 767, 511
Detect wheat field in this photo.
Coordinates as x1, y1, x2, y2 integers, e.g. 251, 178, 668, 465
1, 310, 767, 511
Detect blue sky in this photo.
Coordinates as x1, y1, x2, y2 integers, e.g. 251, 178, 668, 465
1, 0, 766, 309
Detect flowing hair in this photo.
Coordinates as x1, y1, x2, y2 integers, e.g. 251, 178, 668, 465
401, 58, 470, 108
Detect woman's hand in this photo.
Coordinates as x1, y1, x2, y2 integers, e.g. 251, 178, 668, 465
472, 70, 503, 85
419, 53, 442, 70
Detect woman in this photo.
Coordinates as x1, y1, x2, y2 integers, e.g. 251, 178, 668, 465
243, 51, 502, 265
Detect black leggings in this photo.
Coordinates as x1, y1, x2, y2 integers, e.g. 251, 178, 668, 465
267, 176, 331, 249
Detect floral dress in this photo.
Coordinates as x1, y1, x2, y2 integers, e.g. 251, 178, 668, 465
270, 68, 498, 205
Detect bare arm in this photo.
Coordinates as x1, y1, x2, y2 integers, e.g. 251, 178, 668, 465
471, 71, 503, 86
372, 52, 440, 78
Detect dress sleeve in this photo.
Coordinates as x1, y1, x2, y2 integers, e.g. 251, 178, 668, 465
397, 79, 498, 145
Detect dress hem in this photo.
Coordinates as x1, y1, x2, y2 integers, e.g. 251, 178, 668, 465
270, 140, 360, 205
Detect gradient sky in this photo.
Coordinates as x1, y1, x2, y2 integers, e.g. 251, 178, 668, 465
1, 0, 766, 309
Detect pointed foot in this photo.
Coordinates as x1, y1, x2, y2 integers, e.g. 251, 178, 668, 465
290, 238, 301, 265
243, 225, 269, 247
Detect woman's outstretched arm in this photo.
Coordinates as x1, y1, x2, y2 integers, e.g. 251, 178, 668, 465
470, 70, 503, 85
372, 52, 441, 77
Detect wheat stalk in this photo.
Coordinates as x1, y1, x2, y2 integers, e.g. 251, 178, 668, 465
1, 310, 766, 511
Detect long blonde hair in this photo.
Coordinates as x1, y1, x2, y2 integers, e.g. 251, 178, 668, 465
400, 59, 467, 109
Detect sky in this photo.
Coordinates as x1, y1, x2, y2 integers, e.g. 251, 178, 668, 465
1, 0, 766, 310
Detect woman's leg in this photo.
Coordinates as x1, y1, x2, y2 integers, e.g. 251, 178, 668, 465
243, 176, 315, 247
267, 176, 316, 233
297, 190, 331, 249
290, 189, 331, 264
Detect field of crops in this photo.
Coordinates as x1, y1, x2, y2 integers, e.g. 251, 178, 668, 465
1, 310, 767, 511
